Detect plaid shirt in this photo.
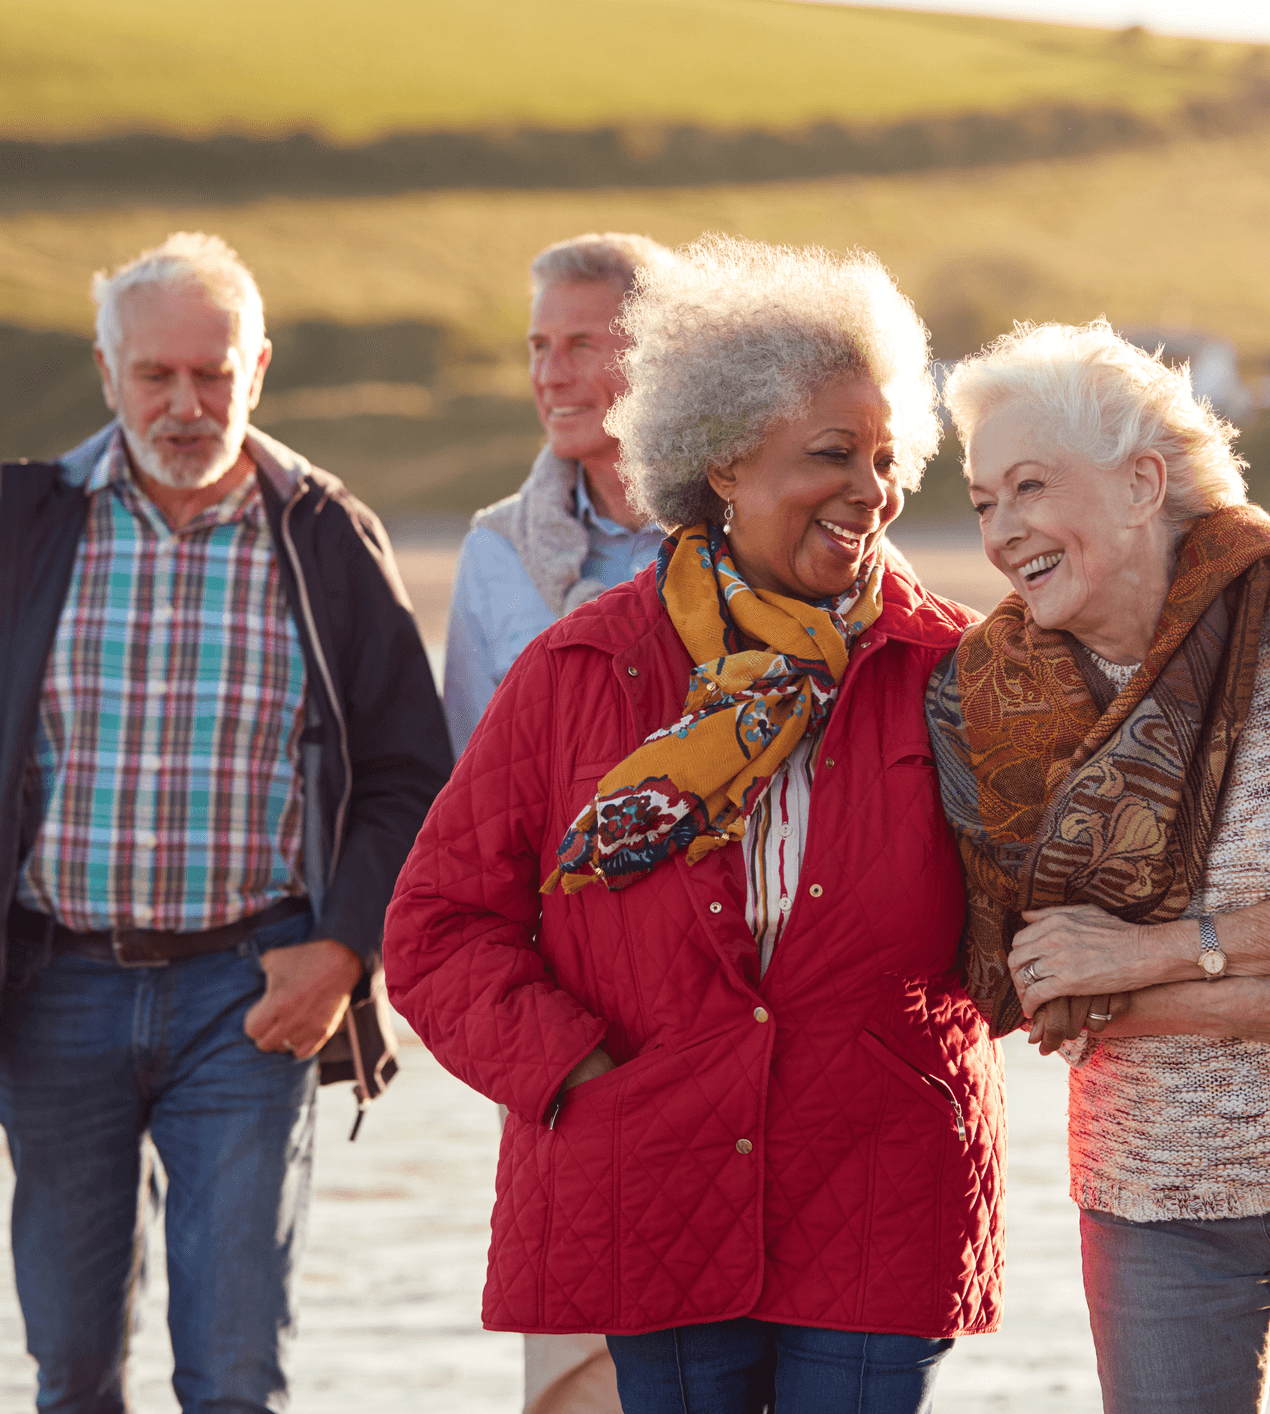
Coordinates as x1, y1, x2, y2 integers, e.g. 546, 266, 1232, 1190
17, 431, 307, 932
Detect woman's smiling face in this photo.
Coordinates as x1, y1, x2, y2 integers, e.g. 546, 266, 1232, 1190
707, 374, 902, 603
966, 400, 1170, 655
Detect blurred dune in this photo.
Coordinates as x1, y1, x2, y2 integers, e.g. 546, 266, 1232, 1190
4, 127, 1270, 519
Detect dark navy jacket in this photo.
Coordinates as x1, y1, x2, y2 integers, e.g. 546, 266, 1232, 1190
0, 422, 452, 985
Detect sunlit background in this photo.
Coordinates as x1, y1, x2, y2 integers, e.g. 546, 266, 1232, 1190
4, 0, 1269, 529
2, 2, 1268, 1409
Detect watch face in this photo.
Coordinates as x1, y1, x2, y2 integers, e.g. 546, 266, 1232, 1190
1200, 949, 1228, 976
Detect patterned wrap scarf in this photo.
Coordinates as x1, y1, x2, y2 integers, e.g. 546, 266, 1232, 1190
542, 521, 883, 895
926, 504, 1270, 1036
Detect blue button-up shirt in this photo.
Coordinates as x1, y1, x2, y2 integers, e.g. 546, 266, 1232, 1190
443, 468, 663, 754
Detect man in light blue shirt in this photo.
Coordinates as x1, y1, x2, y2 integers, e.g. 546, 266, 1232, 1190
444, 233, 670, 755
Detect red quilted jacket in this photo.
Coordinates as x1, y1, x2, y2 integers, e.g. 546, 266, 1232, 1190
384, 560, 1005, 1338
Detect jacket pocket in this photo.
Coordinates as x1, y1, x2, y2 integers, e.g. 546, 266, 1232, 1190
536, 1028, 764, 1332
884, 740, 937, 770
859, 1029, 967, 1143
555, 1045, 666, 1109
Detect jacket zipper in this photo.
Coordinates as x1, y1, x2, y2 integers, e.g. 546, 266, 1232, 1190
864, 1029, 968, 1145
933, 1082, 968, 1143
279, 487, 353, 884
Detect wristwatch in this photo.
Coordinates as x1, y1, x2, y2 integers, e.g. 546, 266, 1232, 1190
1198, 914, 1228, 981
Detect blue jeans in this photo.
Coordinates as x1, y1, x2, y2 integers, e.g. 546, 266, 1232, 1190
1082, 1207, 1270, 1413
607, 1318, 953, 1413
0, 910, 318, 1414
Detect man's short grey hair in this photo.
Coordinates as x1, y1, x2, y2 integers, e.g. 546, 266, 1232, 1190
606, 234, 941, 529
943, 319, 1247, 528
530, 232, 673, 299
92, 232, 266, 373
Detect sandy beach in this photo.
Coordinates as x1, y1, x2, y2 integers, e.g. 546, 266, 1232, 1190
0, 528, 1105, 1412
0, 1033, 1098, 1412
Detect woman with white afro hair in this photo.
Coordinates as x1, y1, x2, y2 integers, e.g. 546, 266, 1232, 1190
385, 236, 1004, 1414
927, 318, 1270, 1412
609, 234, 941, 534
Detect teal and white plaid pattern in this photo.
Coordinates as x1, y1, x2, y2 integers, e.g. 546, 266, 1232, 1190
18, 432, 308, 932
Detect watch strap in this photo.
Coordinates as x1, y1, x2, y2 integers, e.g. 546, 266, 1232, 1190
1198, 914, 1227, 980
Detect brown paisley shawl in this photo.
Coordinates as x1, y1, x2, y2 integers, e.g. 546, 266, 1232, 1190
925, 504, 1270, 1035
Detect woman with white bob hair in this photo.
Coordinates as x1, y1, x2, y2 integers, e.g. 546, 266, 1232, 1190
384, 235, 1005, 1414
926, 319, 1270, 1412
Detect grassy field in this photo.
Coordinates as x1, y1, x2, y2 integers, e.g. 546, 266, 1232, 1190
6, 126, 1268, 516
0, 0, 1259, 141
6, 130, 1269, 359
5, 0, 1268, 517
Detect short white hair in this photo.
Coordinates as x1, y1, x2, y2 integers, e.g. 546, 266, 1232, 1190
92, 232, 266, 373
943, 319, 1247, 527
530, 231, 674, 299
607, 234, 940, 529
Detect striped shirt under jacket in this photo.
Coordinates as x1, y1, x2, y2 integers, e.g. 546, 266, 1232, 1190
17, 431, 307, 933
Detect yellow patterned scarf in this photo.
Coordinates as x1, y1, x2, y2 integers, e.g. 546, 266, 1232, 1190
542, 521, 883, 894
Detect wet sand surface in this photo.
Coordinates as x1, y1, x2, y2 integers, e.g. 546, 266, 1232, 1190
1, 529, 1102, 1411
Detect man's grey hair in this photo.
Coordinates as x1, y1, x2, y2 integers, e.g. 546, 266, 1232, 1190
92, 232, 266, 373
943, 319, 1247, 530
606, 234, 941, 529
530, 232, 673, 299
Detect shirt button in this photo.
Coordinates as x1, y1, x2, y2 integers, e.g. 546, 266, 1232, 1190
627, 666, 639, 677
753, 1007, 769, 1023
136, 830, 157, 849
708, 901, 723, 914
132, 903, 154, 924
779, 823, 793, 839
779, 896, 792, 913
735, 1139, 753, 1155
824, 758, 835, 768
808, 884, 823, 898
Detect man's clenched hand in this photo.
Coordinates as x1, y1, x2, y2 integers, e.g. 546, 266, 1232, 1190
244, 939, 364, 1059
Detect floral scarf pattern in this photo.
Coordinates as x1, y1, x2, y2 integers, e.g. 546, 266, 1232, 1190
925, 505, 1270, 1035
541, 522, 882, 894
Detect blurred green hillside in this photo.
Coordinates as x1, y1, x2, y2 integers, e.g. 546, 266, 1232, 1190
4, 1, 1269, 522
6, 128, 1269, 519
1, 0, 1257, 140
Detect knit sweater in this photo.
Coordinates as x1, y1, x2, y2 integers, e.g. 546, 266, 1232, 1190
1066, 614, 1270, 1222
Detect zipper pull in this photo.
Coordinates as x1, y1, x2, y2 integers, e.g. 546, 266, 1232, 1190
348, 1093, 368, 1142
950, 1097, 966, 1143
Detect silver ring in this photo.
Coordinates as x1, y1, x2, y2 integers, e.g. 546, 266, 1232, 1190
1020, 962, 1040, 986
1087, 1011, 1113, 1023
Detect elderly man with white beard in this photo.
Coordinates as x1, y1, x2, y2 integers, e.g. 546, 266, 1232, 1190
0, 233, 451, 1412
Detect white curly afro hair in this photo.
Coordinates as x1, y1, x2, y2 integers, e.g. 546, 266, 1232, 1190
606, 234, 941, 529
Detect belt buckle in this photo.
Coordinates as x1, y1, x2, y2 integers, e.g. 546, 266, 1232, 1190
110, 929, 170, 968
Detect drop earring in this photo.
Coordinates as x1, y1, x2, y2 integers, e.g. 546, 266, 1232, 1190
722, 498, 734, 535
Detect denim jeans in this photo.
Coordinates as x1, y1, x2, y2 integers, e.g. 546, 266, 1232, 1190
1081, 1206, 1270, 1413
607, 1318, 953, 1413
0, 909, 318, 1414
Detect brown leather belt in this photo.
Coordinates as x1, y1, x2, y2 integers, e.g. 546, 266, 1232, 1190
7, 897, 310, 968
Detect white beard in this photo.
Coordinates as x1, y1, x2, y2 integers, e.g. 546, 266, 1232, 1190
121, 406, 249, 490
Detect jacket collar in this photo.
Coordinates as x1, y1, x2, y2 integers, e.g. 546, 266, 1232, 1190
58, 421, 309, 503
57, 423, 116, 488
544, 551, 977, 659
874, 555, 980, 649
243, 424, 309, 500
